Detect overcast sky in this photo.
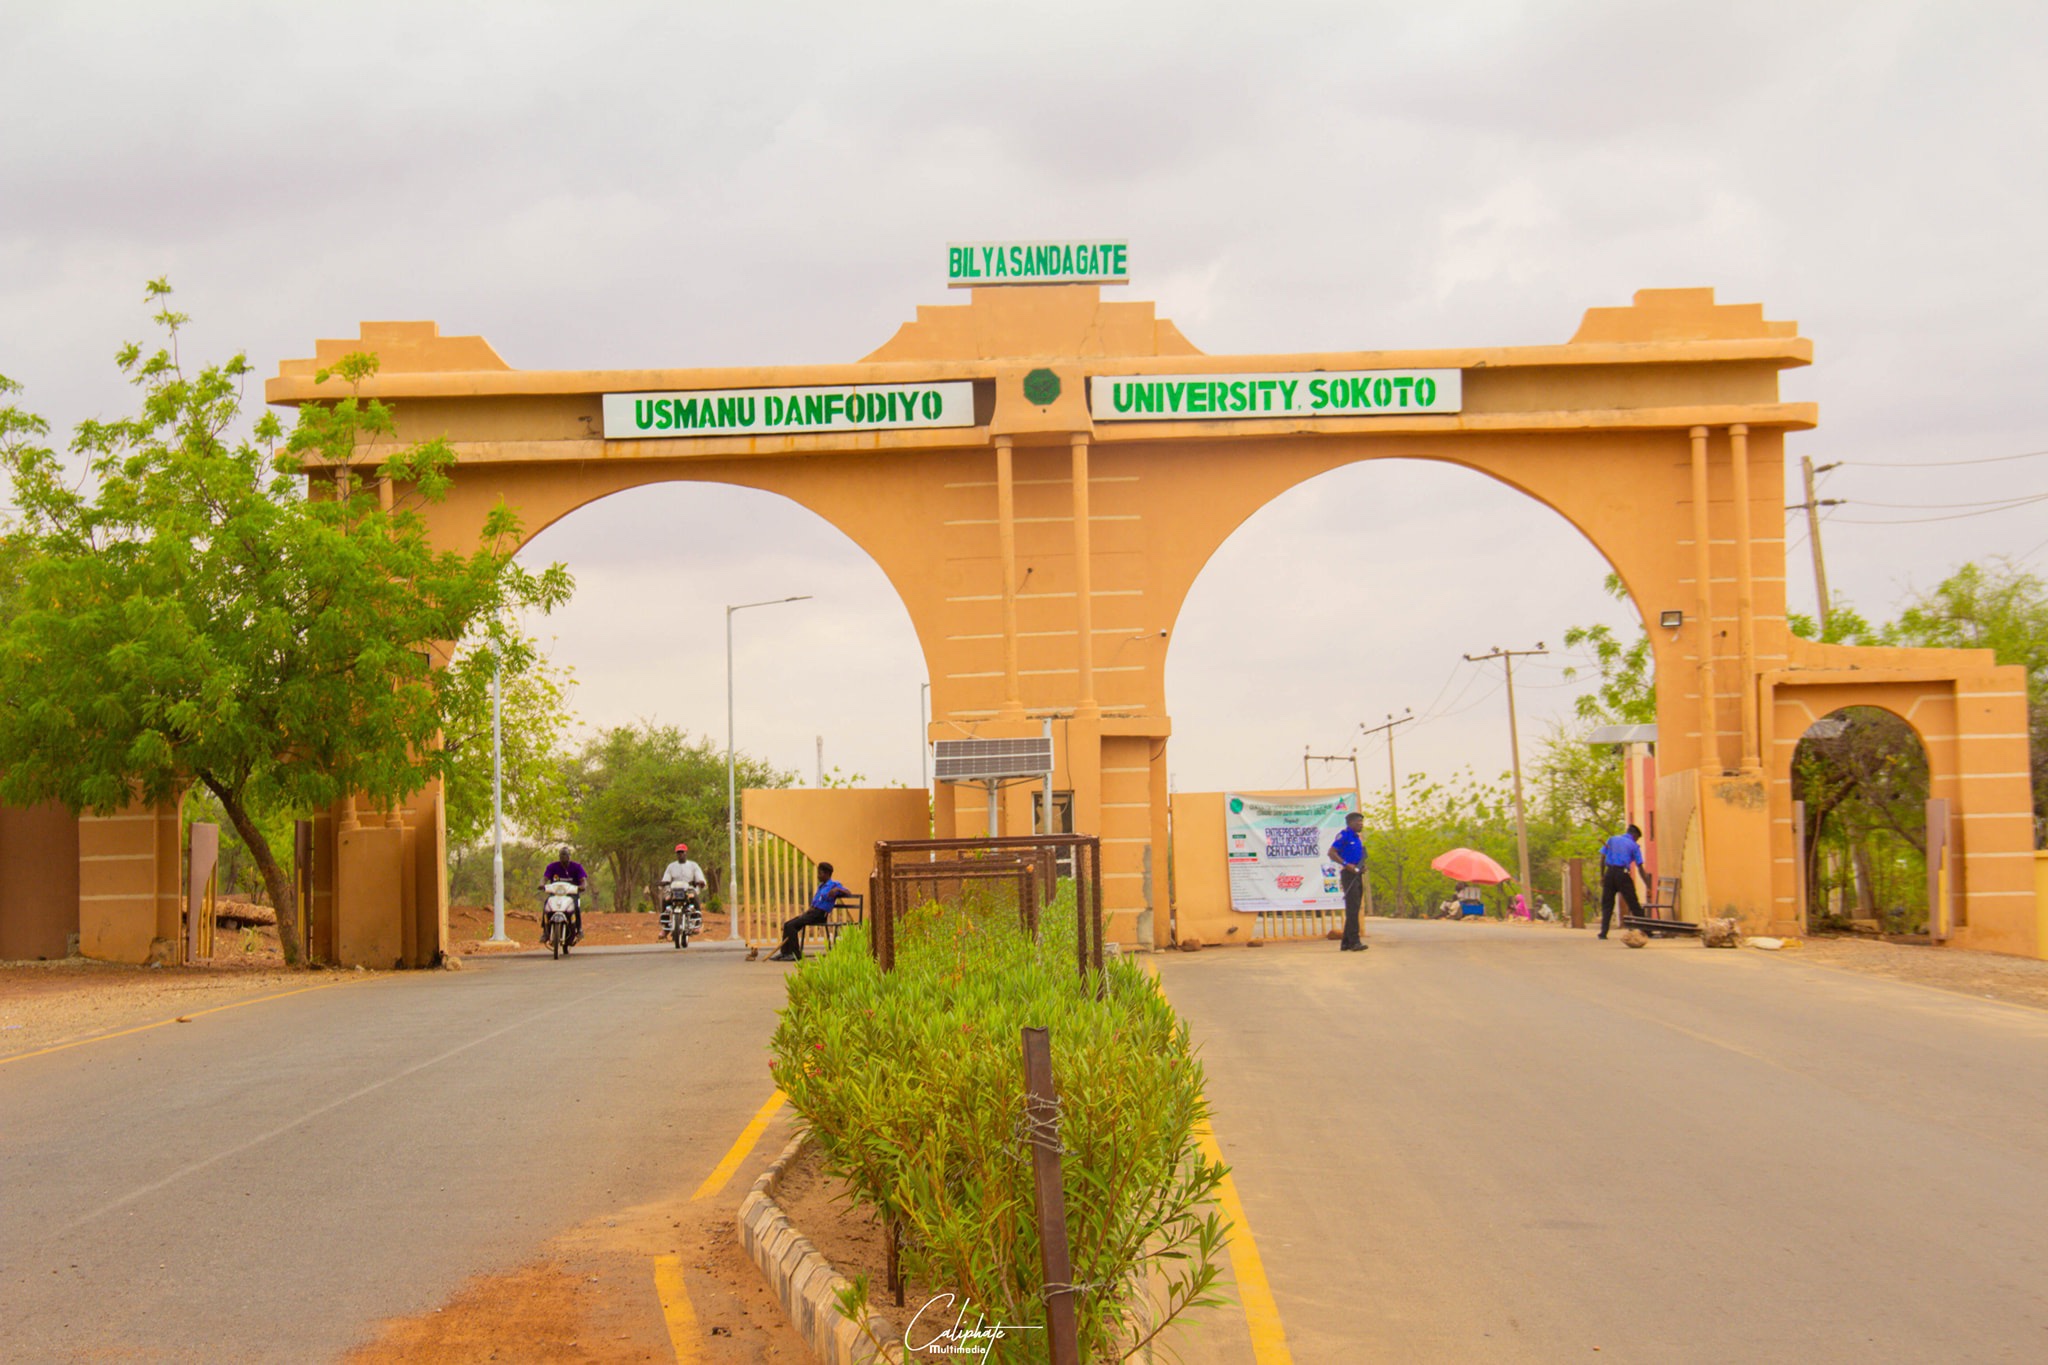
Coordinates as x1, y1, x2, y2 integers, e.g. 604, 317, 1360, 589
5, 1, 2045, 799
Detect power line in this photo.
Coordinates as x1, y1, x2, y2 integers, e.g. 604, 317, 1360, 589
1848, 447, 2048, 469
1847, 492, 2048, 511
1833, 492, 2048, 525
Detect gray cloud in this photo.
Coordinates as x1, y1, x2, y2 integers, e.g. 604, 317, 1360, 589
5, 0, 2045, 793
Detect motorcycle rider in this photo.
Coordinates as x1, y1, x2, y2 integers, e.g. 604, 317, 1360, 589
659, 843, 708, 926
541, 846, 589, 945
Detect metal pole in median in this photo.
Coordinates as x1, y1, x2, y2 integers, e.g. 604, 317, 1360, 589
1360, 710, 1413, 915
1021, 1026, 1082, 1365
726, 595, 812, 941
488, 652, 511, 944
1464, 646, 1546, 908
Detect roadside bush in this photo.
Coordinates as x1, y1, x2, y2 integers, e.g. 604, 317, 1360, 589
769, 886, 1228, 1362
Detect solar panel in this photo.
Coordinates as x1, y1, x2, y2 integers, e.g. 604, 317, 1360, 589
933, 737, 1055, 781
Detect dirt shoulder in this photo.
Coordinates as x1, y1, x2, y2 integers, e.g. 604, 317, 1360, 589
1777, 933, 2048, 1011
347, 1113, 812, 1364
0, 957, 359, 1061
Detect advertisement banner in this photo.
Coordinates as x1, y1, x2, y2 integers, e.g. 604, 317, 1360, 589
1224, 791, 1359, 912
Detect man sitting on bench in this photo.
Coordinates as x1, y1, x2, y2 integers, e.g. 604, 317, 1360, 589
768, 862, 853, 962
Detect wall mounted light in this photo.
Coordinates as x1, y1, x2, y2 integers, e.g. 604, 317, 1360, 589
1659, 610, 1684, 629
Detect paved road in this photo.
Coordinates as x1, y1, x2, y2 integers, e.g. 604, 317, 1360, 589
0, 943, 790, 1363
1159, 919, 2048, 1364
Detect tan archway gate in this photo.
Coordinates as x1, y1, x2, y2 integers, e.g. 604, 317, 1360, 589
249, 282, 2035, 965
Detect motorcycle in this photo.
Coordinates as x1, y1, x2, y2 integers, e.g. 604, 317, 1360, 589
659, 885, 703, 948
542, 880, 581, 958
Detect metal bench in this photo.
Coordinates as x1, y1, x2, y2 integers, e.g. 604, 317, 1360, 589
1623, 876, 1698, 937
804, 892, 865, 951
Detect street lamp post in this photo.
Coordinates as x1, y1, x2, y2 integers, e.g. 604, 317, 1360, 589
726, 595, 812, 941
487, 651, 512, 943
919, 681, 931, 790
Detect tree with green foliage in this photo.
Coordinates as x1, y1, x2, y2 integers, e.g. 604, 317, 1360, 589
1792, 706, 1931, 927
0, 283, 570, 963
437, 625, 577, 848
1883, 558, 2047, 833
1360, 767, 1523, 915
566, 721, 791, 911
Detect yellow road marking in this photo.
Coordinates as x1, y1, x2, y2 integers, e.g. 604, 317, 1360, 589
690, 1088, 787, 1203
1199, 1120, 1296, 1364
654, 1089, 790, 1362
0, 978, 354, 1068
1148, 954, 1295, 1362
652, 1254, 701, 1363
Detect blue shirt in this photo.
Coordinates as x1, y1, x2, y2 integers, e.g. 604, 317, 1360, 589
1328, 828, 1365, 867
1600, 834, 1644, 871
811, 879, 848, 913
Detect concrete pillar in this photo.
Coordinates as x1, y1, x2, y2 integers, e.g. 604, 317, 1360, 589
1070, 436, 1099, 718
1688, 426, 1724, 774
995, 436, 1024, 719
1729, 424, 1762, 774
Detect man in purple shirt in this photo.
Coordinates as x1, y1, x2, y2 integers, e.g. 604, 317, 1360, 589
542, 847, 588, 945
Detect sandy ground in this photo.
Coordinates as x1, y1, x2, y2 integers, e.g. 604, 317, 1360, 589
347, 1122, 813, 1365
0, 956, 354, 1059
1788, 930, 2048, 1009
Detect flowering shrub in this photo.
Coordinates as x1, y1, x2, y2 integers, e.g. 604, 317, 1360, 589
769, 886, 1228, 1361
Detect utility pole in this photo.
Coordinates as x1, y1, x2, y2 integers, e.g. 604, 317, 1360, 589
1464, 645, 1548, 906
1305, 748, 1359, 795
1360, 710, 1414, 914
1795, 457, 1843, 634
816, 735, 824, 787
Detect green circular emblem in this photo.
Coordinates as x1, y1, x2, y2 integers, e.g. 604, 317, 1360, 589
1228, 798, 1244, 814
1022, 368, 1062, 406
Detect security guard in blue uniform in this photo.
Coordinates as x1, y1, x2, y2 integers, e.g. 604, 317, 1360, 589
1598, 824, 1648, 939
1327, 812, 1370, 952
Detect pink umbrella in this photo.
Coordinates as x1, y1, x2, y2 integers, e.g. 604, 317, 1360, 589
1430, 848, 1512, 884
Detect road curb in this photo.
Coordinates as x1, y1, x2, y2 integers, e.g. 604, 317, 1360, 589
736, 1133, 904, 1364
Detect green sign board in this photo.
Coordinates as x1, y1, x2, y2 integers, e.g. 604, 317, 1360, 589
1089, 369, 1462, 421
948, 240, 1128, 287
602, 382, 974, 439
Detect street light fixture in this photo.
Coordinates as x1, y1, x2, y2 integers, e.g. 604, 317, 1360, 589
726, 595, 812, 941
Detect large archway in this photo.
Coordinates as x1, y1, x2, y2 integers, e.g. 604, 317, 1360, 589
244, 283, 2038, 965
1792, 705, 1932, 935
1164, 457, 1631, 932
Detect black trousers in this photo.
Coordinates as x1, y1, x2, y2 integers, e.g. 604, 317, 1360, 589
1599, 866, 1641, 936
778, 906, 830, 958
1340, 866, 1365, 948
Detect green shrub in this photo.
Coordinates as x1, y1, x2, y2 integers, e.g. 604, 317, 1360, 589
769, 885, 1228, 1362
